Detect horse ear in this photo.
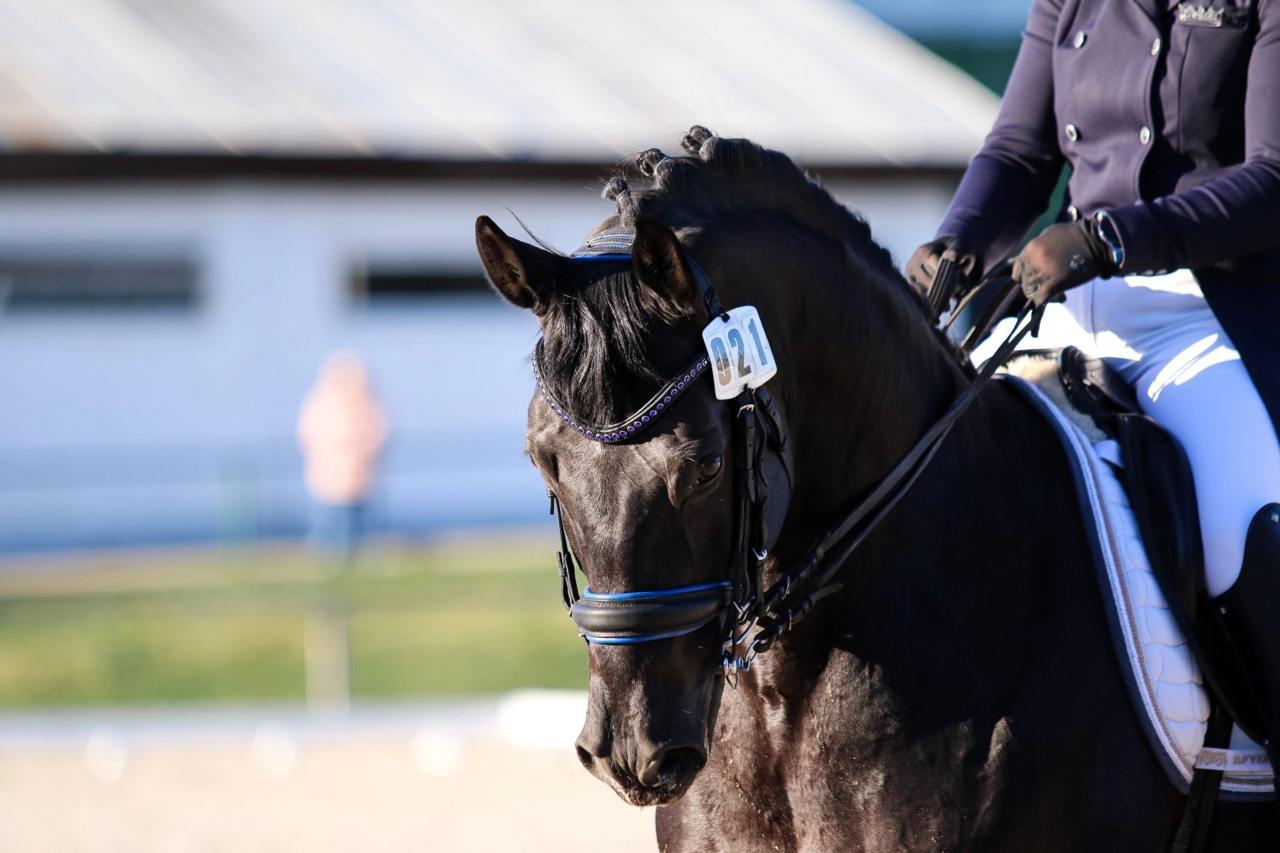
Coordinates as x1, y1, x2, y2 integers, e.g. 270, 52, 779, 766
475, 215, 566, 313
631, 216, 701, 317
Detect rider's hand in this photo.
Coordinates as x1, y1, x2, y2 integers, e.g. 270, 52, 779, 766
905, 237, 979, 302
1011, 220, 1114, 307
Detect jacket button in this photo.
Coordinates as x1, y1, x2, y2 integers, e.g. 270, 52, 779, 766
1139, 126, 1152, 145
1074, 31, 1088, 48
1065, 123, 1079, 142
1067, 205, 1080, 221
1151, 37, 1162, 55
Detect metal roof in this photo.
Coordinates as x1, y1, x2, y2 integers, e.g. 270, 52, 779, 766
0, 0, 998, 167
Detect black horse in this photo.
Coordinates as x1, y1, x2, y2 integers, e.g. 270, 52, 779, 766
476, 129, 1272, 851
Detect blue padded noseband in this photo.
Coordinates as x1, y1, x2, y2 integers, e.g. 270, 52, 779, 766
570, 581, 733, 645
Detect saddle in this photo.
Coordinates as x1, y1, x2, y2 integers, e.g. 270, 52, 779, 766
1049, 346, 1270, 752
1008, 343, 1269, 794
948, 272, 1272, 793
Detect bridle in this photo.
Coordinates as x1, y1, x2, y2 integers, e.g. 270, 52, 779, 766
538, 233, 1037, 681
537, 227, 793, 655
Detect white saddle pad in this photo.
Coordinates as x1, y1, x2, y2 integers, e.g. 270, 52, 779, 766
1001, 374, 1274, 798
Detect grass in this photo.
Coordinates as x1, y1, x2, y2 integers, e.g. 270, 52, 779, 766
0, 535, 587, 708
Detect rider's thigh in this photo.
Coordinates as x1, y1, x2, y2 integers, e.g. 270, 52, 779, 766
1087, 272, 1280, 597
1128, 345, 1280, 596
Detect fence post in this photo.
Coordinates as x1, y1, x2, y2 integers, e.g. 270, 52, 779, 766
304, 594, 351, 712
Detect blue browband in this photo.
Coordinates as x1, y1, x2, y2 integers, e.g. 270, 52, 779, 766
575, 253, 634, 262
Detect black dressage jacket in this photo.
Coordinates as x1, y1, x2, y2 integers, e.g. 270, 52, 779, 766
937, 0, 1280, 439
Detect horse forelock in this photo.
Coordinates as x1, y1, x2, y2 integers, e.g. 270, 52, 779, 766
536, 261, 682, 428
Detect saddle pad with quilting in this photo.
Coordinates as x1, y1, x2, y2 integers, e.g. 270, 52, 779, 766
1000, 374, 1274, 798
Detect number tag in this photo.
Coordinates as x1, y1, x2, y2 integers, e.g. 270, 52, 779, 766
701, 306, 779, 401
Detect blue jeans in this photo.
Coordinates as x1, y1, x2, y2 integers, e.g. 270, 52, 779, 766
308, 501, 367, 561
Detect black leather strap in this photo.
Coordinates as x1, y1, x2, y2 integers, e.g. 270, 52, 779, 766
945, 267, 1023, 354
730, 297, 1042, 667
926, 256, 961, 322
570, 583, 732, 642
551, 491, 580, 610
1170, 702, 1230, 853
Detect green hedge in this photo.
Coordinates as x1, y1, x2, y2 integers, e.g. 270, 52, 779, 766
0, 542, 586, 708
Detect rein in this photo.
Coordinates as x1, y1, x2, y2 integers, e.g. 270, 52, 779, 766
540, 232, 1037, 680
725, 277, 1036, 672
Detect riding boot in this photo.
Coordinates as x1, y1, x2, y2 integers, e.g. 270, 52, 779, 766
1212, 504, 1280, 778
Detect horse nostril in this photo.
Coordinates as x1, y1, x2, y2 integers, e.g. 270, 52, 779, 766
576, 744, 595, 770
662, 745, 708, 780
639, 744, 707, 788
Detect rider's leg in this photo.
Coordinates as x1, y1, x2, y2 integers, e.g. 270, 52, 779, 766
1064, 270, 1280, 766
1215, 505, 1280, 771
1063, 270, 1280, 595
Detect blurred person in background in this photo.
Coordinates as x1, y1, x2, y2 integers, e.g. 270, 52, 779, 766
298, 351, 387, 565
906, 0, 1280, 771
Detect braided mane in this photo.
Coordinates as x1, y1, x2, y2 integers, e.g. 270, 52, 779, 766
607, 128, 899, 279
536, 127, 927, 428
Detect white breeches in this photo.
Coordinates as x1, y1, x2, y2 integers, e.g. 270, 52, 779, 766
1058, 270, 1280, 597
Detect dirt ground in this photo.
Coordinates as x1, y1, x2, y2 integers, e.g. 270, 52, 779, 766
0, 694, 656, 853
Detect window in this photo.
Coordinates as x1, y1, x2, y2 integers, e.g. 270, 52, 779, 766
0, 255, 198, 312
350, 261, 490, 304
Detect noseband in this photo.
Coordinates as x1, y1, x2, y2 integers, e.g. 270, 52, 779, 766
540, 230, 1039, 680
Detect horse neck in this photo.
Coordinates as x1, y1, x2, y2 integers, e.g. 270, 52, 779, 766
737, 238, 1067, 702
771, 251, 966, 544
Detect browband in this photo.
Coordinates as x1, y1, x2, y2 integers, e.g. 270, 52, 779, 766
530, 224, 722, 444
532, 349, 710, 443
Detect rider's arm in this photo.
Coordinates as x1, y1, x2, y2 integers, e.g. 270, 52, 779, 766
1102, 0, 1280, 274
935, 0, 1065, 276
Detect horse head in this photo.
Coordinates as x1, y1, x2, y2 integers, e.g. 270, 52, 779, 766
477, 206, 741, 804
476, 128, 960, 808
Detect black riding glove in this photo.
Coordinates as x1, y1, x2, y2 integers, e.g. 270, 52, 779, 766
1011, 219, 1115, 307
905, 237, 979, 301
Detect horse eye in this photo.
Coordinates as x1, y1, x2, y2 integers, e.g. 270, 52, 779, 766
695, 454, 723, 486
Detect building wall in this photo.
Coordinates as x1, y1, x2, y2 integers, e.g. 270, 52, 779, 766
0, 175, 955, 551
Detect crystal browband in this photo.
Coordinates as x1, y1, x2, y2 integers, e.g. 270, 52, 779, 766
532, 349, 711, 444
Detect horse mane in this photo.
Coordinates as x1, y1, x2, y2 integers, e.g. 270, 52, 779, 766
620, 133, 900, 280
537, 128, 945, 427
